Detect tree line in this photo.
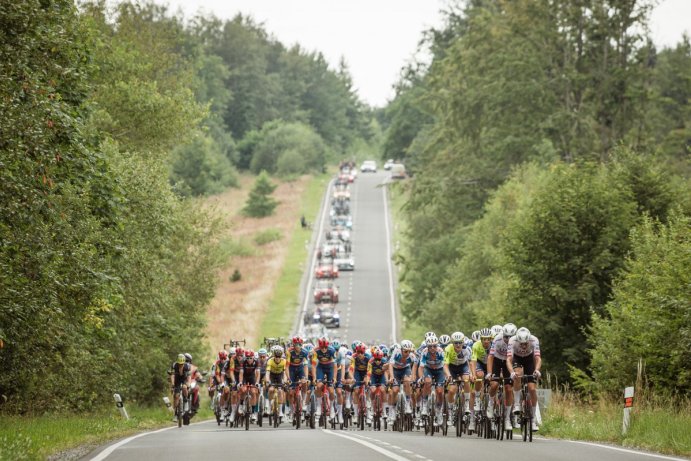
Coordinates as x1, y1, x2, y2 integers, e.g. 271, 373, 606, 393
380, 0, 690, 396
0, 0, 372, 413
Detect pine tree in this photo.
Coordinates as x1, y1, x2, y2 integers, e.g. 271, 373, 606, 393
242, 171, 278, 217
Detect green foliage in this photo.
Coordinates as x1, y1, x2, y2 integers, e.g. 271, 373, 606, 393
170, 131, 238, 196
254, 228, 282, 246
230, 269, 242, 282
242, 171, 278, 217
249, 121, 327, 176
589, 212, 691, 395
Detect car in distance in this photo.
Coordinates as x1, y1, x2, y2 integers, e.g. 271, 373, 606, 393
315, 261, 339, 279
384, 159, 394, 170
360, 160, 377, 173
333, 251, 355, 271
390, 163, 406, 180
314, 280, 339, 303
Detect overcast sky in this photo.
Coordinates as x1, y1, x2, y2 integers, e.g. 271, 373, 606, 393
159, 0, 690, 108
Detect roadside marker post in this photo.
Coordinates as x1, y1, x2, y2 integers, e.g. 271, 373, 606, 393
163, 396, 173, 412
114, 393, 129, 420
623, 386, 634, 435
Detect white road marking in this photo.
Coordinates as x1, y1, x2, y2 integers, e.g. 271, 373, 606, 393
401, 449, 413, 454
322, 430, 411, 461
562, 439, 689, 460
382, 183, 397, 343
414, 455, 426, 460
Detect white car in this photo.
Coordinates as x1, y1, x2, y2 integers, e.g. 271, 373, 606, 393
360, 160, 377, 173
384, 159, 394, 170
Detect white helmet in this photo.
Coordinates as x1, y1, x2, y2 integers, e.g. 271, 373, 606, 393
425, 331, 436, 339
401, 340, 414, 351
451, 331, 465, 343
491, 325, 503, 337
516, 327, 531, 343
229, 347, 237, 356
502, 323, 517, 337
425, 335, 439, 346
439, 334, 451, 346
479, 327, 492, 339
471, 330, 481, 342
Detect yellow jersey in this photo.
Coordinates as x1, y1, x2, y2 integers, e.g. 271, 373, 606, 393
267, 357, 287, 374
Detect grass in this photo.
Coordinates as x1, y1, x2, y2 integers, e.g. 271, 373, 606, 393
257, 172, 330, 341
218, 236, 258, 259
253, 228, 282, 246
0, 404, 213, 461
540, 391, 691, 457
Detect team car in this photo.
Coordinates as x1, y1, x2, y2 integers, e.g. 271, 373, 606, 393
313, 304, 341, 328
315, 260, 339, 279
360, 160, 377, 173
333, 251, 355, 271
313, 280, 339, 303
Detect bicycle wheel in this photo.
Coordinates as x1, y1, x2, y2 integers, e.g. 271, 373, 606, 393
244, 398, 250, 431
441, 397, 448, 436
176, 395, 183, 428
429, 394, 436, 436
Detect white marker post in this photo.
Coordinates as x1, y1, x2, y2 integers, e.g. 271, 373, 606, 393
163, 396, 173, 413
622, 386, 634, 435
114, 393, 129, 420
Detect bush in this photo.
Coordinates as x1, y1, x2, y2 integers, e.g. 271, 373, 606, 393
254, 228, 282, 246
230, 269, 241, 282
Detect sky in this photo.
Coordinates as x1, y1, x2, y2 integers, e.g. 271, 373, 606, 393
159, 0, 690, 108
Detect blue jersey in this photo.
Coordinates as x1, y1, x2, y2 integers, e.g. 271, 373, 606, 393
390, 348, 417, 370
352, 352, 372, 373
420, 346, 445, 370
315, 346, 336, 365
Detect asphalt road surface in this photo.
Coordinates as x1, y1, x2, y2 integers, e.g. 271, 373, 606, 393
85, 172, 686, 461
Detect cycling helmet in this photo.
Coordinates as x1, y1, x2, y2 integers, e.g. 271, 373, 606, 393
425, 335, 439, 346
380, 346, 389, 357
372, 348, 384, 360
424, 331, 436, 339
439, 334, 451, 347
258, 348, 268, 356
176, 354, 186, 364
228, 347, 237, 356
346, 350, 353, 357
479, 328, 493, 339
491, 325, 503, 337
218, 350, 228, 361
272, 345, 284, 357
292, 336, 304, 345
244, 349, 254, 358
502, 323, 517, 338
184, 353, 193, 363
304, 343, 314, 354
331, 339, 341, 350
451, 332, 465, 343
391, 343, 400, 352
471, 330, 481, 342
236, 347, 244, 357
401, 340, 414, 351
318, 337, 330, 349
355, 344, 367, 354
516, 327, 531, 343
351, 340, 362, 352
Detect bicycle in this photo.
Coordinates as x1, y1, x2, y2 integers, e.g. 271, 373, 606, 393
370, 380, 385, 431
519, 373, 537, 442
452, 378, 467, 437
440, 380, 450, 436
239, 384, 254, 431
355, 383, 367, 431
489, 375, 513, 440
289, 381, 303, 430
316, 377, 333, 429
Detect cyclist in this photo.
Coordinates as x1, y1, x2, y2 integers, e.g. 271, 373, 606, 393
507, 327, 541, 432
286, 336, 309, 419
439, 334, 451, 349
469, 327, 492, 432
169, 354, 191, 421
239, 349, 261, 422
491, 324, 503, 338
389, 340, 416, 417
266, 345, 288, 419
209, 350, 229, 402
471, 330, 481, 344
366, 347, 390, 423
486, 323, 516, 429
419, 335, 445, 426
443, 332, 471, 426
257, 348, 269, 415
313, 337, 337, 421
351, 342, 371, 422
184, 353, 202, 415
333, 339, 349, 424
227, 346, 245, 422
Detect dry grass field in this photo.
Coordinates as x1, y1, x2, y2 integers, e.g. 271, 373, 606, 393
202, 174, 312, 356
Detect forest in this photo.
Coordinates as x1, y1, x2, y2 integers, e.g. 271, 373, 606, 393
379, 0, 690, 396
0, 0, 374, 412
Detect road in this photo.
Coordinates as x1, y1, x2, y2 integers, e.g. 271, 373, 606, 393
84, 171, 685, 461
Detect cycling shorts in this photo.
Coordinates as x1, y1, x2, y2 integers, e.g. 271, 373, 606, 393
423, 367, 445, 386
289, 365, 305, 386
491, 358, 513, 385
369, 374, 386, 386
512, 353, 536, 382
353, 370, 367, 387
316, 364, 334, 383
269, 372, 284, 387
392, 367, 411, 385
448, 363, 470, 379
243, 373, 257, 386
474, 361, 487, 374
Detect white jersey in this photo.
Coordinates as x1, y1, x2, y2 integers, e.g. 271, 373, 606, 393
489, 336, 509, 361
507, 335, 541, 359
336, 346, 351, 368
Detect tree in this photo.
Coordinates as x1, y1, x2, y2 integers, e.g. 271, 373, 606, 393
589, 212, 691, 395
243, 171, 278, 217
